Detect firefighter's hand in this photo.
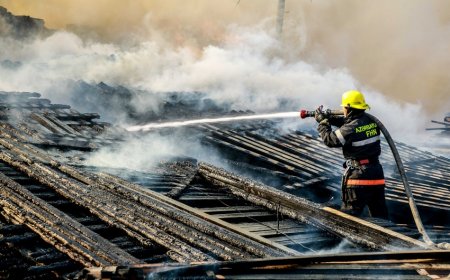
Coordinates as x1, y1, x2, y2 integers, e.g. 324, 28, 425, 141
314, 106, 327, 123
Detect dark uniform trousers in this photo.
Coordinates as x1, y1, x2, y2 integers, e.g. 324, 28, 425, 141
318, 111, 389, 219
343, 162, 388, 218
344, 186, 388, 218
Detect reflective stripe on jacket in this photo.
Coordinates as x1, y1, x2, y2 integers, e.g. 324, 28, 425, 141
318, 112, 381, 160
317, 111, 384, 185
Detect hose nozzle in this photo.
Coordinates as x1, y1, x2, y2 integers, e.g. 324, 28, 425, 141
300, 109, 344, 119
300, 110, 314, 119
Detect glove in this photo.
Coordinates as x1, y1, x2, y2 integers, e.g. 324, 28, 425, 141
314, 106, 327, 123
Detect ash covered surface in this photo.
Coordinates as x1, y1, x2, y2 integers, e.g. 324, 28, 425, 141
0, 88, 449, 278
0, 88, 449, 279
61, 80, 246, 124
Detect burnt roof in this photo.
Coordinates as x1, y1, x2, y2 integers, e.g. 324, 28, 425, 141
0, 91, 449, 279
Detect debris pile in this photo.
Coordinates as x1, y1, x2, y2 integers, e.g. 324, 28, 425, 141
0, 92, 449, 279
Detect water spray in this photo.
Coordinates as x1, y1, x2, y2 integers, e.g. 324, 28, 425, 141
125, 107, 445, 248
126, 111, 299, 132
300, 109, 447, 248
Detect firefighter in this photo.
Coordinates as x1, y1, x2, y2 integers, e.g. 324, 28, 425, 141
315, 90, 388, 219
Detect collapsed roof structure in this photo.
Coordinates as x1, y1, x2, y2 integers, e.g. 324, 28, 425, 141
0, 91, 449, 279
0, 5, 449, 279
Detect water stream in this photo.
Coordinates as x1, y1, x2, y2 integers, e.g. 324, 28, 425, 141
126, 111, 299, 132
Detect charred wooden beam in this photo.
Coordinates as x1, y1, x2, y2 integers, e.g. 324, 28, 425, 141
0, 135, 53, 164
0, 172, 142, 267
278, 134, 343, 167
0, 140, 225, 262
19, 143, 292, 259
0, 141, 293, 261
44, 113, 82, 136
79, 249, 450, 280
39, 135, 98, 151
245, 131, 335, 174
30, 113, 68, 134
164, 162, 197, 199
204, 135, 306, 178
97, 172, 298, 258
165, 182, 192, 198
198, 163, 431, 251
55, 112, 100, 121
1, 154, 213, 263
58, 163, 293, 259
45, 168, 238, 261
0, 123, 35, 143
204, 125, 316, 179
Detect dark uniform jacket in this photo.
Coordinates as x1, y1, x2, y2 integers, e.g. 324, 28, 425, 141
317, 111, 388, 218
317, 111, 384, 185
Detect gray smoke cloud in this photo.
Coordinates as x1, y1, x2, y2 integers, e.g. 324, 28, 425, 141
0, 2, 448, 171
288, 0, 450, 114
85, 131, 222, 172
1, 0, 449, 113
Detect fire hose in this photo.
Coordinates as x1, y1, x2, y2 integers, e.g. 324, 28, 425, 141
300, 109, 448, 248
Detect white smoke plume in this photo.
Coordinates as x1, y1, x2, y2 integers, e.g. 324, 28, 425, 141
85, 131, 225, 172
0, 1, 449, 170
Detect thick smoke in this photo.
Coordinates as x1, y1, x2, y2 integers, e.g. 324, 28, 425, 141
292, 1, 450, 114
85, 130, 225, 172
1, 0, 449, 113
0, 1, 449, 170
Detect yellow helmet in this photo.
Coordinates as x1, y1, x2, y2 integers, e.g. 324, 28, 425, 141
341, 90, 370, 110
